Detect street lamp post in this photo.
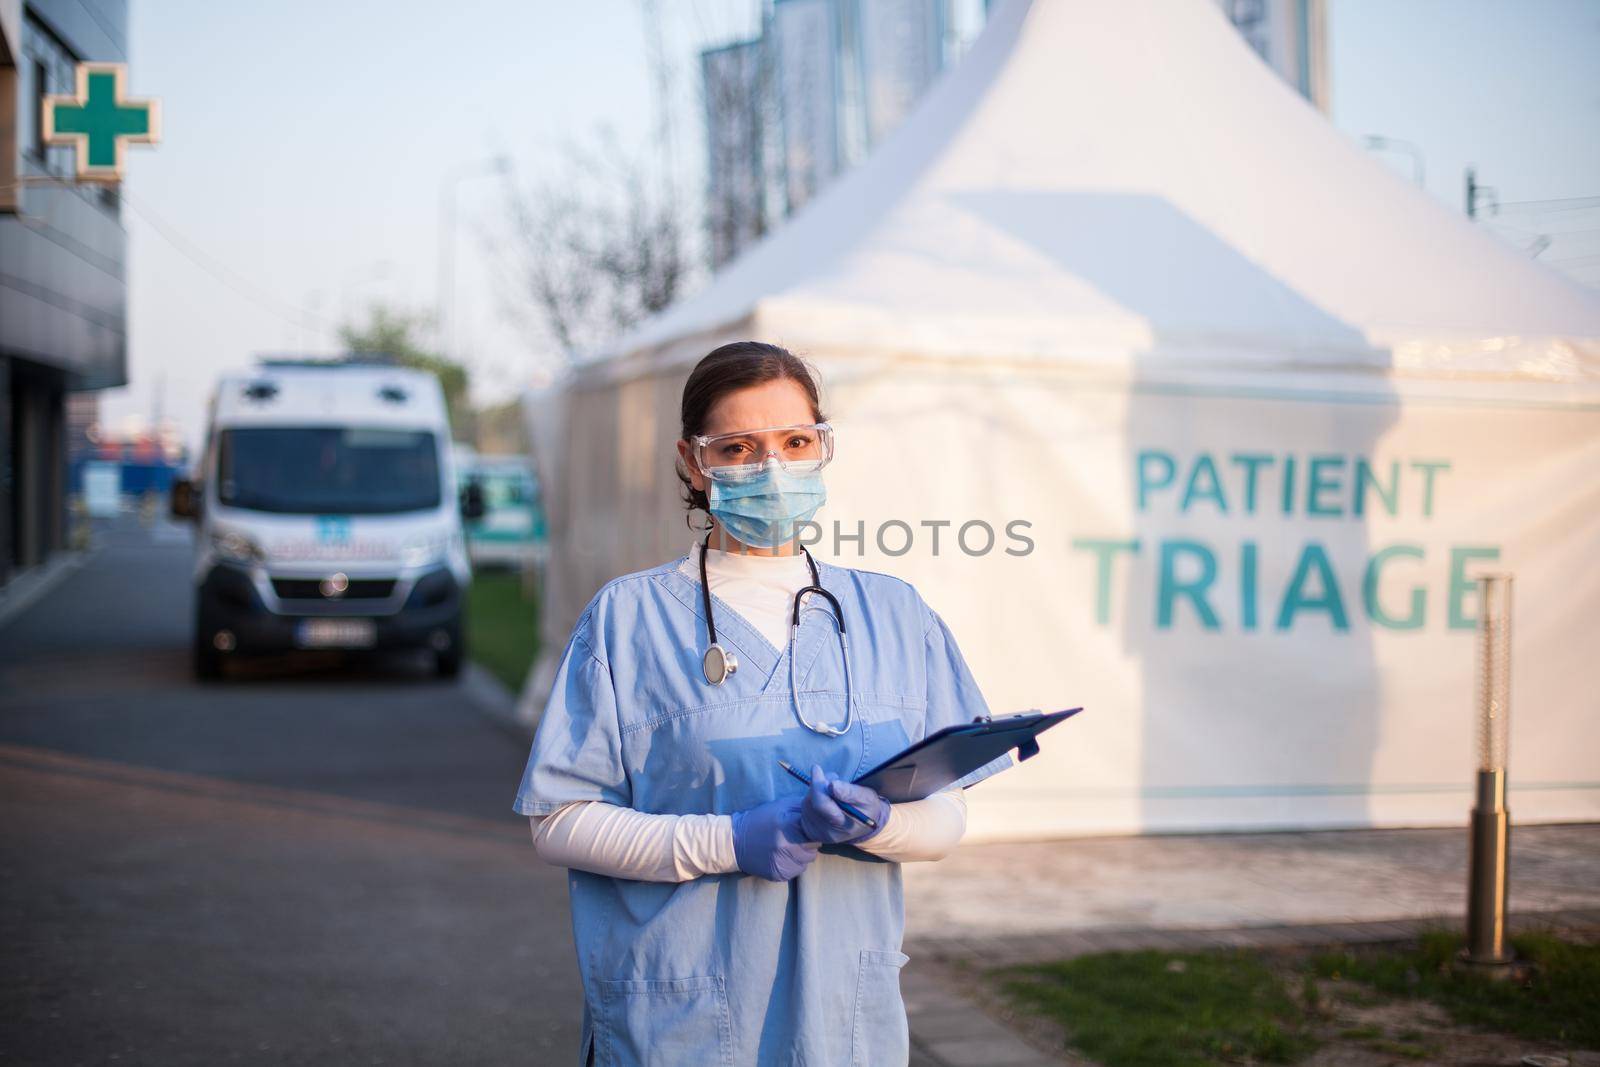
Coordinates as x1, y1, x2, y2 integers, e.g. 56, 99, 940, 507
1363, 135, 1426, 188
1458, 572, 1516, 978
437, 156, 512, 363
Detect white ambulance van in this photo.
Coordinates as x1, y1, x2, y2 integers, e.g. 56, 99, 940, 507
171, 361, 480, 679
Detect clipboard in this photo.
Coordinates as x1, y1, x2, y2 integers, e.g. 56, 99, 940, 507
852, 708, 1083, 802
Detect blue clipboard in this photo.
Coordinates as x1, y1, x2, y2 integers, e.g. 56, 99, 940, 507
852, 707, 1083, 802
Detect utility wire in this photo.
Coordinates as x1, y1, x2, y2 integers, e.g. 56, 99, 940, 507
1480, 218, 1600, 239
1495, 194, 1600, 214
1523, 226, 1600, 239
118, 187, 338, 335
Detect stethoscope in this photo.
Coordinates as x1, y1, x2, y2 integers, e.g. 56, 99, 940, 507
698, 536, 856, 737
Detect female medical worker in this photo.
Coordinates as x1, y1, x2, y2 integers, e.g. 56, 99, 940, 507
512, 341, 1013, 1067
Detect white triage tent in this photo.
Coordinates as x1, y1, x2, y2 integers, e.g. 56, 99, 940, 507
520, 0, 1600, 841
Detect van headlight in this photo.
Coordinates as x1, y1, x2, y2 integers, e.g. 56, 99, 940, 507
211, 530, 264, 565
401, 534, 450, 568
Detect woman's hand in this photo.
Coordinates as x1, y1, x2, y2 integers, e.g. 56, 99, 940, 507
798, 764, 891, 845
730, 795, 821, 881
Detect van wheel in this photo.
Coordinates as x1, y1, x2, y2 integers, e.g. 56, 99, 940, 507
434, 619, 464, 678
434, 646, 463, 678
194, 636, 222, 681
193, 605, 224, 681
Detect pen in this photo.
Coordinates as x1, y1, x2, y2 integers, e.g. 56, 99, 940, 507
777, 759, 879, 829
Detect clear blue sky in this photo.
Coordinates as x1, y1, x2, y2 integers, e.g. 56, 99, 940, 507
100, 0, 1600, 450
1330, 0, 1600, 205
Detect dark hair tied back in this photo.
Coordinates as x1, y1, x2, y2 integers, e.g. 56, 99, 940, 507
677, 341, 826, 514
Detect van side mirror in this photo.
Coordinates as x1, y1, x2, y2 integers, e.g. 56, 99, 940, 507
171, 478, 202, 521
460, 479, 486, 522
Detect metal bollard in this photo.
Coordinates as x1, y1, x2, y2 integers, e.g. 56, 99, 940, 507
1459, 573, 1515, 974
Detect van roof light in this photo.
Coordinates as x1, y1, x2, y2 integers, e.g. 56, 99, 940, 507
243, 380, 279, 402
378, 385, 409, 404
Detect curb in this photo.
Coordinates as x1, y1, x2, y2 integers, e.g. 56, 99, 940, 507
908, 906, 1600, 972
462, 662, 533, 743
907, 963, 1067, 1067
905, 907, 1600, 1066
0, 548, 94, 632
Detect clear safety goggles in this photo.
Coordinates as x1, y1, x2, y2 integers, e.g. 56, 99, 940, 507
689, 422, 834, 483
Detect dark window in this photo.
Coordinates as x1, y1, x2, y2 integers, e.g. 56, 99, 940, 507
217, 426, 442, 515
31, 59, 48, 160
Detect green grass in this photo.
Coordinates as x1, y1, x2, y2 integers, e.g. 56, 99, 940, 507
1310, 929, 1600, 1048
991, 930, 1599, 1066
993, 949, 1320, 1067
467, 570, 539, 692
1364, 1037, 1434, 1059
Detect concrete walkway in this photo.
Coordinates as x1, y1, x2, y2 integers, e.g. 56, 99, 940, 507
901, 822, 1600, 1066
1, 516, 587, 1065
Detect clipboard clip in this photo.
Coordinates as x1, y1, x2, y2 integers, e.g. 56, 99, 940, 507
972, 709, 1044, 761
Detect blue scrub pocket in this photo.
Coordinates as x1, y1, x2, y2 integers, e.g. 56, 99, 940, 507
595, 974, 732, 1067
850, 948, 911, 1066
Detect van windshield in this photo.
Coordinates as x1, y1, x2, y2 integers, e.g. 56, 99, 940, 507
217, 427, 442, 515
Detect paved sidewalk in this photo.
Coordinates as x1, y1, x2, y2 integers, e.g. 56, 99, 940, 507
0, 548, 91, 630
902, 822, 1600, 1067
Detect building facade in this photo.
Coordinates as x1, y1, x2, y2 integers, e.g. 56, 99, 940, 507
703, 0, 953, 270
702, 36, 777, 270
1214, 0, 1329, 111
701, 0, 1330, 271
0, 0, 129, 584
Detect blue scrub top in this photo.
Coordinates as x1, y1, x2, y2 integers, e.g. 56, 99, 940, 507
512, 554, 1013, 1067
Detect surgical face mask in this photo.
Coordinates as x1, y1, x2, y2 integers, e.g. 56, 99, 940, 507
706, 458, 826, 549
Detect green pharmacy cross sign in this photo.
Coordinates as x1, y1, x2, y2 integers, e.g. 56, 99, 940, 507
42, 63, 160, 182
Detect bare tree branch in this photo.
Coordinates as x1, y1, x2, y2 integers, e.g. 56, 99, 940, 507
487, 127, 699, 368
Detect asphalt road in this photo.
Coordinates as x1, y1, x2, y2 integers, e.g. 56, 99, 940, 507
0, 516, 580, 1066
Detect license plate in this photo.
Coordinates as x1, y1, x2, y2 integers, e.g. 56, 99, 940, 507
295, 618, 376, 649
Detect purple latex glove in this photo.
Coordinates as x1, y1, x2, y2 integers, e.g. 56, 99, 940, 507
798, 764, 891, 845
730, 794, 821, 881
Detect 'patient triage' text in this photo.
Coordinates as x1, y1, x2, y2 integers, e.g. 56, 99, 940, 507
1070, 450, 1499, 634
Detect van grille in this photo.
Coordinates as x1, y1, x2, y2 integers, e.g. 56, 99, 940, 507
271, 577, 397, 601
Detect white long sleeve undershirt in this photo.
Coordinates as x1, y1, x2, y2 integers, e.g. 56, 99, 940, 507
528, 787, 968, 882
526, 542, 971, 882
673, 538, 809, 651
